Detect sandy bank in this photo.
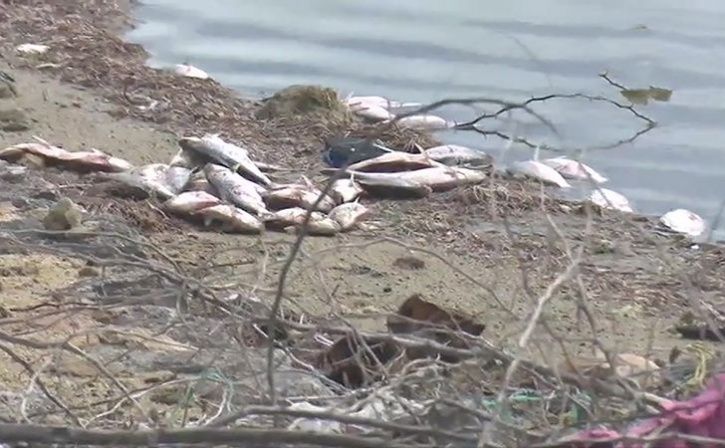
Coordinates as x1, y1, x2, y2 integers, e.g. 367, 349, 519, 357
0, 0, 723, 441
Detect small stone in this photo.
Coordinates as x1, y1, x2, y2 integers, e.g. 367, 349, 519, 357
43, 198, 83, 230
78, 266, 99, 277
0, 108, 30, 132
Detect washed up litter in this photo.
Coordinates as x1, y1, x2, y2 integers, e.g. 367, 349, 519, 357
560, 373, 725, 448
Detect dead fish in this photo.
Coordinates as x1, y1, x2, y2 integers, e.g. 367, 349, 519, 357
423, 144, 493, 168
329, 201, 370, 231
330, 178, 364, 204
263, 207, 340, 236
184, 170, 218, 195
659, 209, 706, 237
0, 140, 132, 173
263, 185, 336, 212
345, 95, 421, 110
169, 147, 208, 169
203, 163, 269, 215
349, 103, 395, 122
397, 114, 452, 131
347, 166, 485, 193
102, 163, 191, 199
197, 204, 264, 234
508, 160, 571, 188
346, 151, 440, 173
356, 177, 432, 199
540, 156, 608, 184
16, 43, 49, 55
174, 63, 209, 80
163, 191, 220, 215
179, 134, 271, 186
589, 188, 633, 213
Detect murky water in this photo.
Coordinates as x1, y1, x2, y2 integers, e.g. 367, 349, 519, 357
126, 0, 725, 239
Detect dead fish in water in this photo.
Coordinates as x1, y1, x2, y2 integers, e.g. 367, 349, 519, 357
102, 163, 191, 199
659, 208, 706, 237
342, 166, 485, 193
263, 207, 341, 236
329, 201, 370, 231
163, 191, 220, 215
422, 144, 493, 168
197, 204, 264, 234
507, 161, 571, 188
0, 139, 133, 173
330, 178, 364, 204
396, 114, 453, 131
263, 185, 336, 212
346, 151, 440, 173
178, 134, 271, 186
540, 156, 608, 184
173, 63, 209, 80
203, 163, 269, 215
588, 188, 633, 213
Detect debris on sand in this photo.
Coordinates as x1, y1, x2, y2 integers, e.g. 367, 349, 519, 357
256, 85, 346, 120
43, 198, 83, 231
563, 373, 725, 448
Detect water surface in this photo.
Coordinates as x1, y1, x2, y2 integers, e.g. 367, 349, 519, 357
126, 0, 725, 239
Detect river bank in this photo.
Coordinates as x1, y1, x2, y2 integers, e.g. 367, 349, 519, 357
0, 0, 724, 442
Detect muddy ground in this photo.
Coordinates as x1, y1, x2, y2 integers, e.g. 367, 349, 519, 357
0, 0, 724, 439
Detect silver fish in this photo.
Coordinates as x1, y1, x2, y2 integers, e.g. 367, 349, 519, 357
423, 144, 493, 168
178, 134, 271, 186
330, 178, 364, 204
328, 202, 370, 231
169, 147, 207, 169
588, 188, 633, 213
396, 114, 452, 131
659, 209, 706, 237
1, 139, 133, 173
508, 161, 571, 188
346, 151, 440, 173
198, 204, 264, 234
263, 185, 336, 212
163, 191, 220, 215
540, 156, 608, 184
346, 166, 485, 192
203, 163, 269, 216
103, 163, 191, 199
263, 207, 340, 236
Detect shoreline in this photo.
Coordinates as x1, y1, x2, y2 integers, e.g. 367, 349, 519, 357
0, 0, 724, 438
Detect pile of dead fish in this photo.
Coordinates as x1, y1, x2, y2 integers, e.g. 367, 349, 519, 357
0, 135, 371, 236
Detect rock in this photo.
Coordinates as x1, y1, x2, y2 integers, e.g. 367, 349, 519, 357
256, 85, 346, 120
0, 107, 30, 131
43, 198, 83, 230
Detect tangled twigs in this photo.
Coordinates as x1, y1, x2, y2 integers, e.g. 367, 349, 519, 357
0, 423, 410, 448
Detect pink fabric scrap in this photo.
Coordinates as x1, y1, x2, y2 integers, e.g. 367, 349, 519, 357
563, 373, 725, 447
